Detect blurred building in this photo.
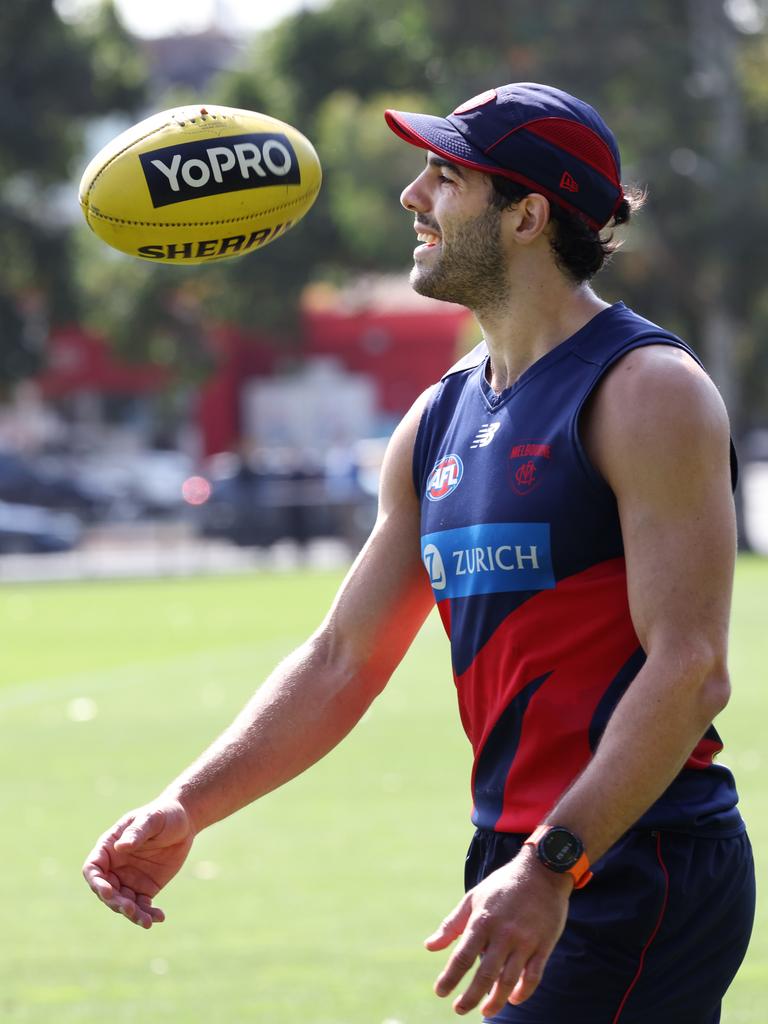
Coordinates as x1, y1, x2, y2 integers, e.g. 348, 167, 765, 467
195, 275, 476, 458
9, 275, 474, 463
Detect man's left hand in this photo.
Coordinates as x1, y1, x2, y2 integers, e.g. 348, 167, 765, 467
425, 848, 571, 1017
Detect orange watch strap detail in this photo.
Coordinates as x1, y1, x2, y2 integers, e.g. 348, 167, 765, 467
570, 852, 593, 889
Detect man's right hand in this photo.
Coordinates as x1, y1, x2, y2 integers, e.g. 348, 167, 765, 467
82, 799, 195, 928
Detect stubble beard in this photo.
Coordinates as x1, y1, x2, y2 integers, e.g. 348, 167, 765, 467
409, 204, 509, 314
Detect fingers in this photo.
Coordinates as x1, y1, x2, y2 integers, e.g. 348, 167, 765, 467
425, 897, 551, 1016
434, 925, 487, 1001
443, 942, 546, 1017
82, 865, 163, 928
106, 887, 164, 929
426, 856, 571, 1015
119, 891, 165, 929
508, 953, 548, 1006
113, 808, 165, 853
82, 811, 138, 886
424, 895, 472, 951
82, 808, 169, 928
480, 953, 529, 1018
451, 942, 520, 1015
83, 868, 116, 905
138, 893, 166, 924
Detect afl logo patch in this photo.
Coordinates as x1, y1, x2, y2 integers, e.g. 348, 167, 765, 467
426, 454, 464, 501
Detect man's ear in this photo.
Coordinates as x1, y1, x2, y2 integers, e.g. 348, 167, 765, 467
503, 193, 551, 246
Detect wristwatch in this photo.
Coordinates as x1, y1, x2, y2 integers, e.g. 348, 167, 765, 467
524, 825, 593, 889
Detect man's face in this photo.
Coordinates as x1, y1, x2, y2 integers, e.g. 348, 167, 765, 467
400, 153, 508, 311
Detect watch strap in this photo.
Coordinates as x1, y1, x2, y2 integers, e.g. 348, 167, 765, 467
524, 824, 593, 889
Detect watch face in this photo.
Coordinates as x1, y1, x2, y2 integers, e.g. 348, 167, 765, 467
539, 827, 582, 871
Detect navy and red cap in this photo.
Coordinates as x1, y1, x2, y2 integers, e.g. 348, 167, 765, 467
385, 83, 624, 231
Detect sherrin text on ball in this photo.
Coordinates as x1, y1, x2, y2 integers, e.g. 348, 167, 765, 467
78, 105, 322, 264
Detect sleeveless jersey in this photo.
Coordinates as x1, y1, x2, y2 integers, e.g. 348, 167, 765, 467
413, 302, 743, 836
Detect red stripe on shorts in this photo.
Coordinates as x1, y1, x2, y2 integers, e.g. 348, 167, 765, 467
612, 831, 670, 1023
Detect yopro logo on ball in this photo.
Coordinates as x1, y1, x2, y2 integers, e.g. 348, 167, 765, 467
140, 132, 301, 207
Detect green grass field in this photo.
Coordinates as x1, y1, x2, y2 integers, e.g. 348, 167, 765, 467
1, 557, 765, 1023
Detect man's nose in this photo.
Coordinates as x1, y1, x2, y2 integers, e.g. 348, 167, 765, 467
400, 171, 429, 213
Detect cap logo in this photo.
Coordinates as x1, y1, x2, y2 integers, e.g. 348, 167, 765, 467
559, 171, 579, 193
452, 89, 497, 115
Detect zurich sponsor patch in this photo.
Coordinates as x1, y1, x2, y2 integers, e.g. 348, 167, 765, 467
421, 522, 554, 598
426, 453, 463, 501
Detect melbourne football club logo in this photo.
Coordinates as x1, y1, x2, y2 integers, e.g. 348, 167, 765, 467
426, 454, 464, 502
508, 440, 552, 496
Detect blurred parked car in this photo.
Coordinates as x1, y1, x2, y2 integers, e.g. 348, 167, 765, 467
71, 449, 195, 520
0, 500, 82, 554
0, 450, 109, 521
187, 452, 376, 549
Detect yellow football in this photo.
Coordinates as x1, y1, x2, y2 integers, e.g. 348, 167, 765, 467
78, 105, 322, 264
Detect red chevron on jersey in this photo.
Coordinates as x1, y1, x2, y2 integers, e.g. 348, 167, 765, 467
456, 558, 638, 831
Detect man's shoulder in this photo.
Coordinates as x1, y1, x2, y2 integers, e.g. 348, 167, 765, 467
589, 343, 729, 456
573, 302, 691, 367
604, 342, 713, 395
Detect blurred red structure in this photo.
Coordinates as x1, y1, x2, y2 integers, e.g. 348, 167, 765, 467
34, 282, 476, 457
196, 325, 281, 457
37, 326, 170, 397
303, 304, 472, 414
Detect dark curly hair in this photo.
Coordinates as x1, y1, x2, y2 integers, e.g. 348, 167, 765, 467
489, 176, 645, 283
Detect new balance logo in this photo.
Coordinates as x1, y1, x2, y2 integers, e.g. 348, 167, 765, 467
470, 423, 501, 449
559, 171, 579, 193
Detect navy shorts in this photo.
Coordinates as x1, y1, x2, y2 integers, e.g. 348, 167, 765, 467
464, 828, 755, 1024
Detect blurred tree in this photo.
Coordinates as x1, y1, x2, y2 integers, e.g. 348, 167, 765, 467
235, 0, 437, 120
0, 0, 145, 390
71, 0, 767, 442
77, 0, 440, 362
313, 90, 430, 269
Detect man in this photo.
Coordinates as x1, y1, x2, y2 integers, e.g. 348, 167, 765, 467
83, 84, 755, 1023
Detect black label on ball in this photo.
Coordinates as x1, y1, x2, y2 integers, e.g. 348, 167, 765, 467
140, 132, 301, 207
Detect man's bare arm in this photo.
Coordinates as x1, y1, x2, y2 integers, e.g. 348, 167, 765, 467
166, 391, 435, 832
83, 388, 435, 926
541, 344, 735, 859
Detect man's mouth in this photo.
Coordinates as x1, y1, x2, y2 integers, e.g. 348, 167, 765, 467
414, 226, 441, 251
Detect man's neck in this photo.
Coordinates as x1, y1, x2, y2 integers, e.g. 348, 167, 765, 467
477, 281, 610, 394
